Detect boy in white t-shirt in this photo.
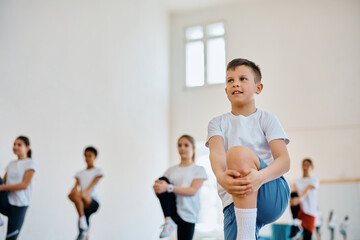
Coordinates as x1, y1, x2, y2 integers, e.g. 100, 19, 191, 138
289, 158, 319, 240
339, 216, 349, 240
206, 58, 290, 240
68, 146, 104, 240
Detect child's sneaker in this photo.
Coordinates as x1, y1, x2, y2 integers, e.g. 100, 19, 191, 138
288, 225, 301, 238
159, 219, 177, 238
76, 229, 88, 240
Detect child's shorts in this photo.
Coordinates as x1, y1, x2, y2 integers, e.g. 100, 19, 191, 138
223, 157, 290, 240
84, 199, 100, 226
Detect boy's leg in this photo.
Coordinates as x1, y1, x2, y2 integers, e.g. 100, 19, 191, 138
226, 146, 260, 240
84, 199, 99, 227
68, 190, 85, 218
223, 203, 237, 240
255, 159, 290, 239
68, 190, 88, 231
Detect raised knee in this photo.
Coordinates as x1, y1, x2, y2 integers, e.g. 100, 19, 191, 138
68, 191, 80, 201
226, 146, 258, 170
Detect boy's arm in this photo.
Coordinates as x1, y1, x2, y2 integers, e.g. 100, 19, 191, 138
253, 139, 290, 190
209, 136, 252, 197
0, 170, 35, 191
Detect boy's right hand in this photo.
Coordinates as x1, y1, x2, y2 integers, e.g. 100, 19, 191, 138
218, 170, 252, 197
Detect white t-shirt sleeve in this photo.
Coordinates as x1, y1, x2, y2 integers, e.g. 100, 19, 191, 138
205, 117, 223, 147
75, 170, 81, 179
94, 168, 104, 177
194, 166, 208, 180
311, 178, 319, 189
163, 167, 172, 179
262, 113, 290, 144
24, 159, 36, 172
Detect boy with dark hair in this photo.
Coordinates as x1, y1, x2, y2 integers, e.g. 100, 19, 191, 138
206, 58, 290, 239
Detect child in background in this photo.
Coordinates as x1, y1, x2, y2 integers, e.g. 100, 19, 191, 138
315, 209, 323, 240
0, 136, 36, 240
153, 135, 207, 240
339, 216, 349, 240
206, 58, 290, 240
68, 146, 104, 240
288, 158, 319, 240
327, 210, 336, 240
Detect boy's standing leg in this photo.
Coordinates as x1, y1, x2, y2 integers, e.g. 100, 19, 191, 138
226, 146, 260, 240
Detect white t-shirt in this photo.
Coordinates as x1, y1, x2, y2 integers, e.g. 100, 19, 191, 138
6, 158, 36, 207
340, 219, 350, 232
164, 164, 207, 223
75, 168, 104, 203
206, 109, 289, 208
294, 177, 319, 217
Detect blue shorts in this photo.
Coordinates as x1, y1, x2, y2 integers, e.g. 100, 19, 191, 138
223, 157, 290, 240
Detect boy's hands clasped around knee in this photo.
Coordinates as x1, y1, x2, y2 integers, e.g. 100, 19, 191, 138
217, 170, 252, 197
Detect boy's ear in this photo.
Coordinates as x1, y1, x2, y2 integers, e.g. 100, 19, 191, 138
256, 83, 263, 94
225, 87, 228, 94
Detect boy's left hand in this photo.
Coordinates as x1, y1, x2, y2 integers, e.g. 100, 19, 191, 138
240, 169, 263, 193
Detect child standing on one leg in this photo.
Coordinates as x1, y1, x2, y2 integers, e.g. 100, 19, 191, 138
327, 210, 336, 240
68, 146, 103, 240
339, 216, 349, 240
206, 58, 290, 240
0, 136, 36, 240
288, 158, 319, 240
153, 135, 207, 240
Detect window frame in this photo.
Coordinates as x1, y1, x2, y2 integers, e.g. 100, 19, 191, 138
184, 21, 227, 89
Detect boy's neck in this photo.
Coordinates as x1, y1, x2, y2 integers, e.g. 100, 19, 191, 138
87, 165, 95, 169
231, 103, 257, 117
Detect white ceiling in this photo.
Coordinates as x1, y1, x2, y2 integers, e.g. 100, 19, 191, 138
160, 0, 242, 13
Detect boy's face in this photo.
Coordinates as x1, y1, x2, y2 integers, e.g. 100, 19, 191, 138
225, 65, 263, 106
85, 151, 96, 166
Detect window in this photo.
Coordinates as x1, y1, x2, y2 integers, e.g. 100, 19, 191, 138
185, 22, 226, 88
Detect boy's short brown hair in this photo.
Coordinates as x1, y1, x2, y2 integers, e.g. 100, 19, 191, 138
227, 58, 262, 83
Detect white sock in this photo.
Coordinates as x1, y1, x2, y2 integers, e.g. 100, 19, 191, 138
293, 218, 301, 226
79, 216, 88, 230
234, 207, 257, 240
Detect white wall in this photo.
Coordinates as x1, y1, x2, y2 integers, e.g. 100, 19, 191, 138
170, 0, 360, 179
0, 0, 169, 239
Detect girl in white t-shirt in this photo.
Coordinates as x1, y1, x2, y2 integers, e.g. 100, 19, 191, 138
0, 136, 36, 240
289, 158, 319, 240
153, 135, 207, 240
68, 146, 104, 240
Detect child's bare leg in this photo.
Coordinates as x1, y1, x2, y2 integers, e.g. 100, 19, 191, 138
68, 191, 85, 217
226, 146, 260, 208
81, 193, 93, 209
226, 146, 260, 240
